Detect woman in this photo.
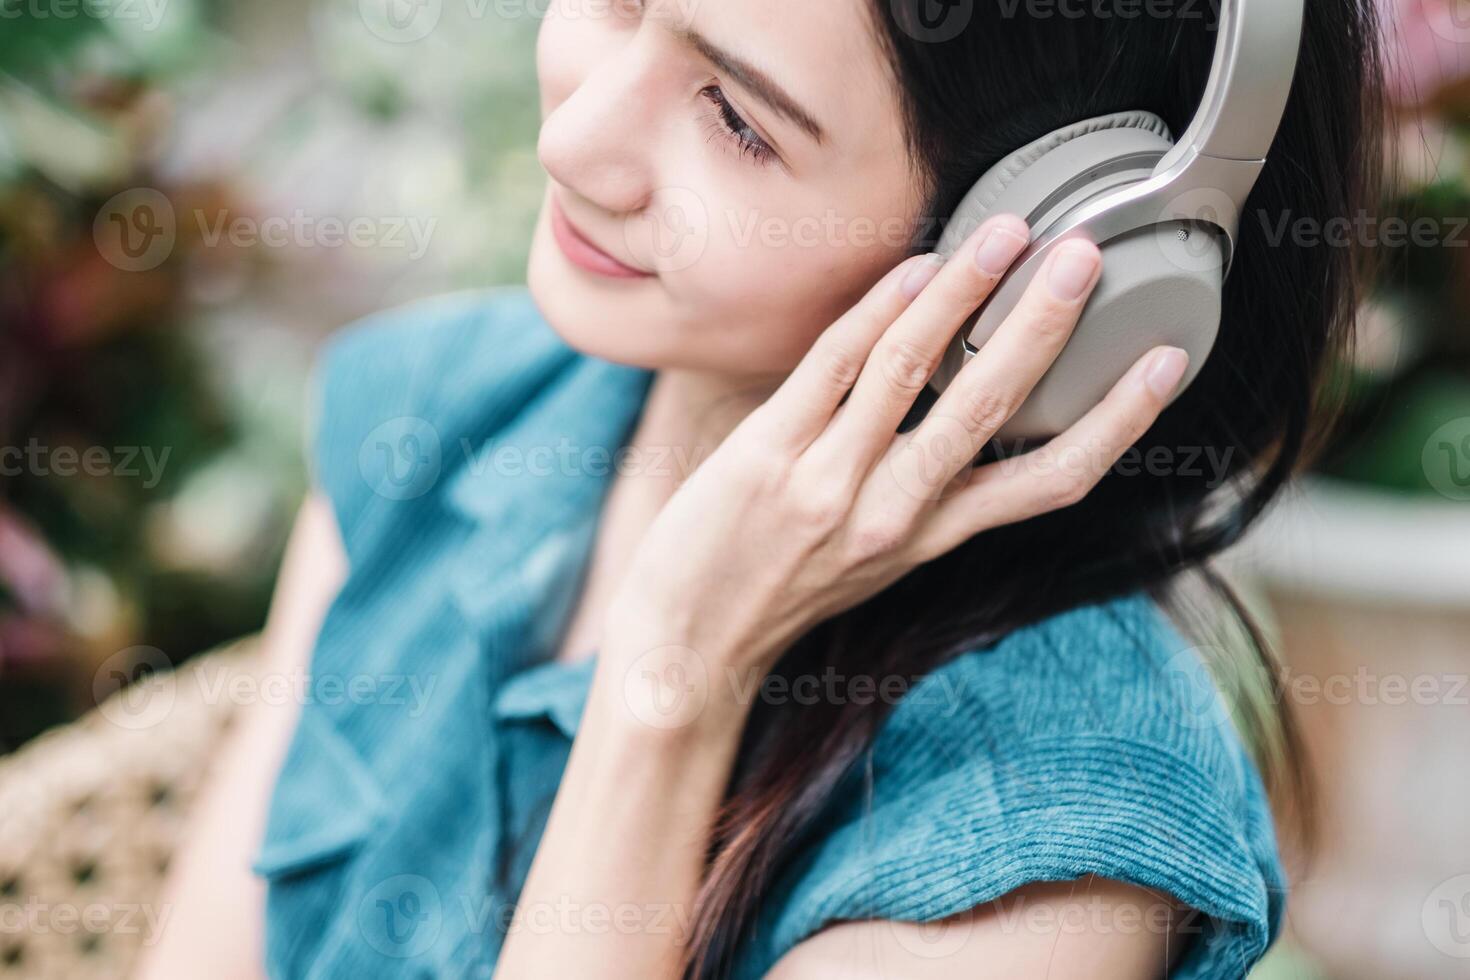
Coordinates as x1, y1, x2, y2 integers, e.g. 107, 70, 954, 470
138, 0, 1382, 977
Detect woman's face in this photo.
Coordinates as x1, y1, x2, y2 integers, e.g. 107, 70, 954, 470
528, 0, 922, 377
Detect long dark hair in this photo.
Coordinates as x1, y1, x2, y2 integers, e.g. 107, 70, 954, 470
681, 2, 1385, 975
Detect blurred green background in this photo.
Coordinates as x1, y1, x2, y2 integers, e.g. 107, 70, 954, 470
1, 0, 548, 745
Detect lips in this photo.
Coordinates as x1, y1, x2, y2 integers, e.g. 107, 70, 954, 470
549, 195, 653, 279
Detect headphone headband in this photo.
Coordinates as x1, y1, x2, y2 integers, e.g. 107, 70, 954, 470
1156, 0, 1305, 174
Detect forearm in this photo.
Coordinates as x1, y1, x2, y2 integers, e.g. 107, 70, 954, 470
494, 642, 751, 980
136, 495, 345, 979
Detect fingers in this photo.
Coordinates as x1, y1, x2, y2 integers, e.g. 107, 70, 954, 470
753, 252, 943, 454
910, 345, 1190, 562
893, 238, 1103, 498
805, 214, 1032, 473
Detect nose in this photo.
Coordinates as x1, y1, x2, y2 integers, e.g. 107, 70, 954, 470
537, 35, 660, 217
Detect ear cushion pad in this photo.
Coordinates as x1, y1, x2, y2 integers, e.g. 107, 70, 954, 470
929, 110, 1231, 439
952, 110, 1174, 232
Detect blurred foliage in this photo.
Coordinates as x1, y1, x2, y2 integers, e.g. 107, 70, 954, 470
1315, 78, 1470, 493
0, 1, 282, 750
0, 0, 545, 749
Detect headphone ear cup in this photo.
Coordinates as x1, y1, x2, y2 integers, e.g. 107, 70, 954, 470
1006, 223, 1223, 439
931, 111, 1227, 439
935, 111, 1174, 247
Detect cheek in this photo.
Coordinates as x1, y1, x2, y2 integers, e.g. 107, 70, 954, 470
686, 199, 914, 367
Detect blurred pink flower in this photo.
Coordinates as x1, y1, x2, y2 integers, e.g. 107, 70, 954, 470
0, 614, 64, 670
1380, 0, 1470, 106
0, 505, 65, 617
0, 506, 68, 669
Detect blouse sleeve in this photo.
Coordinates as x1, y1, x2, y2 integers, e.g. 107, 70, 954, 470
740, 596, 1287, 980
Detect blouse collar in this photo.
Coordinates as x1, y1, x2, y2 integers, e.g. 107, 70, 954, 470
491, 653, 598, 739
440, 325, 654, 722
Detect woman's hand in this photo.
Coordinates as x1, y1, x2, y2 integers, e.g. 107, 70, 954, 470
604, 213, 1189, 689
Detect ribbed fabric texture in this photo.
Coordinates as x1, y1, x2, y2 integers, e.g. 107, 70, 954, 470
255, 288, 1285, 979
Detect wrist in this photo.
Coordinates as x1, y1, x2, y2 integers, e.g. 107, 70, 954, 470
602, 587, 787, 683
593, 640, 752, 741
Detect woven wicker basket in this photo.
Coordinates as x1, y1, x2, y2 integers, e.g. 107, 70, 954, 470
0, 638, 258, 980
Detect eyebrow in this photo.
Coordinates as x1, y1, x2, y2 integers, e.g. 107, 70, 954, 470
671, 25, 827, 146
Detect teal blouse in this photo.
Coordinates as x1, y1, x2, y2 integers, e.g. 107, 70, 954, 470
253, 287, 1285, 979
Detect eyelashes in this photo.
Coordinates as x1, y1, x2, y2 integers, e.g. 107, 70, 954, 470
698, 85, 778, 167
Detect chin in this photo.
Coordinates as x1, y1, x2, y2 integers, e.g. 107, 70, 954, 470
526, 215, 687, 372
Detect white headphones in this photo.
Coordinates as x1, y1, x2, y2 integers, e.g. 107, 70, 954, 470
928, 0, 1305, 439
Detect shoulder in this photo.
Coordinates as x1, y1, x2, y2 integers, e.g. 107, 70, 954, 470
308, 285, 573, 457
883, 592, 1253, 786
310, 286, 568, 415
750, 593, 1285, 980
306, 286, 577, 546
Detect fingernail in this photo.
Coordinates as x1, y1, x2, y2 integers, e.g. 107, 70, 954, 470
1048, 242, 1100, 301
900, 253, 944, 300
974, 225, 1029, 276
1143, 346, 1190, 399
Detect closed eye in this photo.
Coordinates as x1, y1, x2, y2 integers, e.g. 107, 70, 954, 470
699, 84, 778, 167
